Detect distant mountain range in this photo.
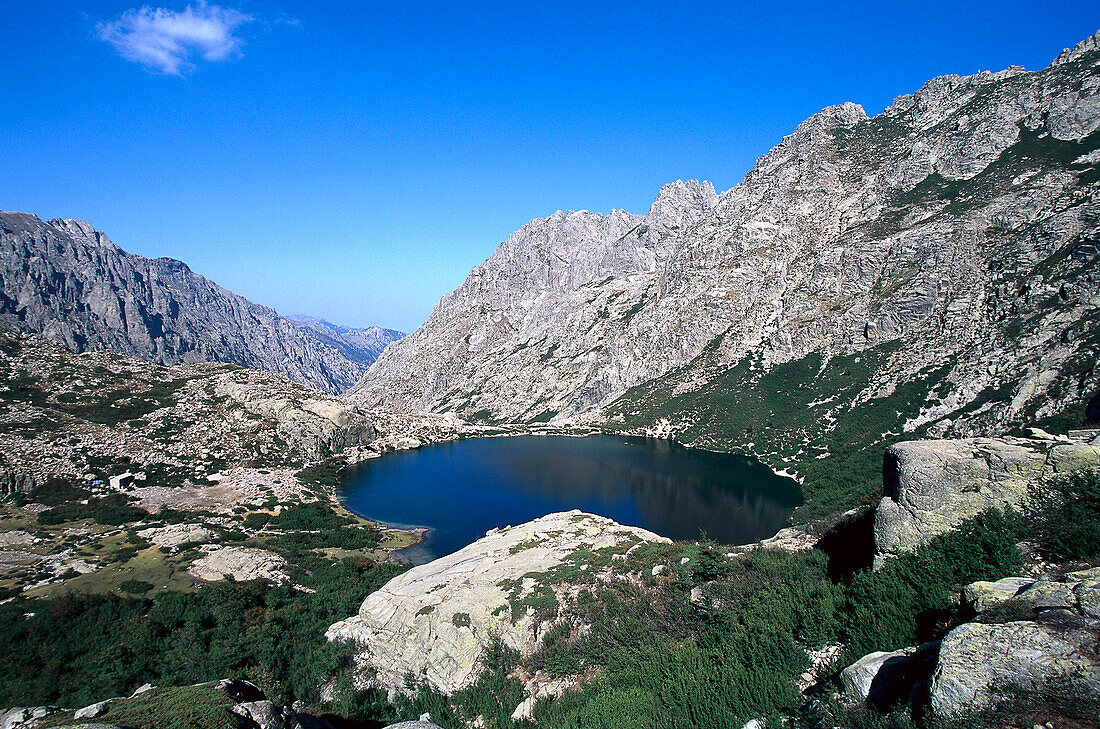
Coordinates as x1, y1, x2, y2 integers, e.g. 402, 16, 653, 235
285, 315, 404, 361
0, 213, 402, 394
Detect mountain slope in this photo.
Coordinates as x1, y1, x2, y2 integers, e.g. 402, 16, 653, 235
0, 214, 396, 393
346, 178, 721, 420
350, 32, 1100, 517
285, 315, 404, 362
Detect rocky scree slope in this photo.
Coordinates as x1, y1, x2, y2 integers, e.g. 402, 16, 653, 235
351, 33, 1100, 507
0, 213, 398, 394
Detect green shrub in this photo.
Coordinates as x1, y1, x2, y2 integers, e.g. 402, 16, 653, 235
0, 557, 406, 708
119, 580, 154, 595
1027, 467, 1100, 562
36, 494, 149, 526
843, 508, 1023, 657
244, 512, 271, 530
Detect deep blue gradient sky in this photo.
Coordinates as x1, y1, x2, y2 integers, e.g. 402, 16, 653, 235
2, 2, 1098, 332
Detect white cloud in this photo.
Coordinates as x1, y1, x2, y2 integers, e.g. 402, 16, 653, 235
97, 1, 253, 75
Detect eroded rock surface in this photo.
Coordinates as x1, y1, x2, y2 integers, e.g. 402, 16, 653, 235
930, 617, 1100, 717
189, 546, 288, 583
137, 523, 216, 549
327, 511, 670, 696
873, 436, 1100, 562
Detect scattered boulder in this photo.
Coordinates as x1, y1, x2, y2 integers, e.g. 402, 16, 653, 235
230, 700, 286, 729
873, 437, 1100, 564
73, 701, 111, 720
839, 642, 939, 710
138, 523, 216, 549
0, 707, 59, 729
189, 547, 288, 583
327, 510, 670, 697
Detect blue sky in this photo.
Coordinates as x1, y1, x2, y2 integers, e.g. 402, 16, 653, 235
2, 2, 1098, 332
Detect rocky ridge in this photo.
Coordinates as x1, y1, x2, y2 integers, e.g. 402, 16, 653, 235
350, 32, 1100, 501
286, 316, 404, 363
0, 327, 466, 496
0, 213, 399, 394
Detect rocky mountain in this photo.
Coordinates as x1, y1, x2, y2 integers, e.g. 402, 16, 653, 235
346, 178, 720, 421
285, 315, 404, 362
350, 32, 1100, 517
0, 213, 398, 394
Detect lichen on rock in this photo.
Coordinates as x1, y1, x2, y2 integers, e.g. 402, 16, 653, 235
326, 510, 669, 697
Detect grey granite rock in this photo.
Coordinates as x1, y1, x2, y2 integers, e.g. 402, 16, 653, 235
348, 33, 1100, 465
0, 214, 400, 394
873, 437, 1100, 562
930, 618, 1100, 717
327, 511, 670, 698
189, 547, 288, 583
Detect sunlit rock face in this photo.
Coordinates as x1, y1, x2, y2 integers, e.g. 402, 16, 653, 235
873, 435, 1100, 564
0, 214, 401, 394
351, 32, 1100, 442
326, 511, 670, 697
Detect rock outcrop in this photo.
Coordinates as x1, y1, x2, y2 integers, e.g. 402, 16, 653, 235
839, 642, 939, 710
873, 435, 1100, 563
189, 546, 289, 583
840, 566, 1100, 719
327, 511, 670, 697
0, 213, 401, 394
351, 32, 1100, 491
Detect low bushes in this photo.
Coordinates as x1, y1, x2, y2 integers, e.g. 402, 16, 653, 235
1028, 466, 1100, 562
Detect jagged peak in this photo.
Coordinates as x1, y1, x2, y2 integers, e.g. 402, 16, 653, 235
1052, 29, 1100, 66
649, 179, 718, 212
646, 179, 719, 232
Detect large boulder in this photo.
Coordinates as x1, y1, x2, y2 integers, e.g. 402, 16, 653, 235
326, 511, 670, 697
929, 618, 1100, 717
839, 642, 939, 710
873, 437, 1100, 564
929, 568, 1100, 717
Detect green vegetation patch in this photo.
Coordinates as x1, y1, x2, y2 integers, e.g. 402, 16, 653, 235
607, 340, 959, 521
1027, 466, 1100, 563
41, 683, 239, 729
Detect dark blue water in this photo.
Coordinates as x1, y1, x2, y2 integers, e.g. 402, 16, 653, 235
339, 435, 801, 562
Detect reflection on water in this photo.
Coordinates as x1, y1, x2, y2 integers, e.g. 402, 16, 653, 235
338, 435, 801, 563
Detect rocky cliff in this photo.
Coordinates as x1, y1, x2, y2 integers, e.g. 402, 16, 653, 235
0, 213, 400, 394
350, 32, 1100, 514
285, 316, 404, 364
